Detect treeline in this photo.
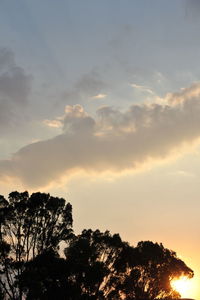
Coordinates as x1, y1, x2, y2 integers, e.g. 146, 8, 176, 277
0, 192, 193, 300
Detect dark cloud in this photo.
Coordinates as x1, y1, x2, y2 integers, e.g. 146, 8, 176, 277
1, 83, 200, 188
0, 48, 32, 131
0, 48, 15, 70
62, 71, 107, 104
0, 66, 30, 104
185, 0, 200, 19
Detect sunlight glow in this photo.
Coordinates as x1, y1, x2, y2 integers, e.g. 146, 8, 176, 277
171, 276, 193, 298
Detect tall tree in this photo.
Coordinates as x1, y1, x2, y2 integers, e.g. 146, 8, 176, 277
18, 249, 73, 300
0, 191, 73, 300
64, 230, 193, 300
119, 240, 194, 299
64, 229, 131, 299
0, 192, 194, 300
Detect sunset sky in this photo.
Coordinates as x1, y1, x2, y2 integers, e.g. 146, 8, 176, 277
0, 1, 200, 298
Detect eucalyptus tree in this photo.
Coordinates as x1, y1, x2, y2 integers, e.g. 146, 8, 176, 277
18, 231, 193, 300
64, 230, 193, 300
0, 192, 194, 300
119, 240, 194, 300
0, 191, 73, 300
64, 229, 130, 299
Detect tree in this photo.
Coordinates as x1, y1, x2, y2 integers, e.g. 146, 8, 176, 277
64, 230, 193, 300
18, 249, 73, 300
119, 241, 194, 299
64, 229, 131, 299
0, 191, 194, 300
0, 191, 73, 300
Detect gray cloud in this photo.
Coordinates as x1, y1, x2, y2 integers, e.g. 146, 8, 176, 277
62, 71, 107, 104
186, 0, 200, 10
1, 83, 200, 188
0, 48, 32, 131
0, 48, 15, 70
185, 0, 200, 19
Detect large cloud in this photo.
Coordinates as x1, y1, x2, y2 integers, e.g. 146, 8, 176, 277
1, 83, 200, 188
0, 48, 31, 131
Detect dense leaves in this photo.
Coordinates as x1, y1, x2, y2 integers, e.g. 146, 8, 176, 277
63, 232, 193, 300
119, 241, 193, 300
0, 191, 73, 299
19, 249, 72, 300
0, 191, 194, 300
64, 229, 131, 299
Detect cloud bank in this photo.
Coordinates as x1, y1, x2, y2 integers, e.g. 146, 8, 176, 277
1, 83, 200, 188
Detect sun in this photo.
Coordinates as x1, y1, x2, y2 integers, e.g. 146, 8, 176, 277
171, 276, 193, 298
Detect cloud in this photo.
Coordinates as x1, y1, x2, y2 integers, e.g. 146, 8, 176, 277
62, 71, 106, 104
1, 83, 200, 188
0, 48, 32, 131
166, 82, 200, 104
43, 119, 62, 128
130, 83, 154, 95
185, 0, 200, 19
91, 93, 107, 100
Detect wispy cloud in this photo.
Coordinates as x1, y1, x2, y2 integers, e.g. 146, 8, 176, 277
43, 119, 62, 128
130, 83, 154, 95
1, 83, 200, 188
91, 93, 107, 100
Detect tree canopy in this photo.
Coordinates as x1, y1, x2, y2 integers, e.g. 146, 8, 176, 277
0, 191, 73, 299
0, 191, 194, 300
64, 231, 193, 300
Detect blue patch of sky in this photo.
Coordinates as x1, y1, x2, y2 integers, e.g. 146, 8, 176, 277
0, 0, 200, 111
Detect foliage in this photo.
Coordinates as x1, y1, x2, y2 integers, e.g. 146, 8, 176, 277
64, 229, 131, 299
18, 249, 72, 300
119, 240, 194, 299
63, 231, 193, 300
0, 191, 194, 300
0, 191, 73, 300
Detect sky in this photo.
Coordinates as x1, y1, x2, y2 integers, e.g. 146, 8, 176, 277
0, 0, 200, 298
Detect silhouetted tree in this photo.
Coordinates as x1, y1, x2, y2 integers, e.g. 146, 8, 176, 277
18, 249, 73, 300
64, 229, 131, 299
0, 192, 194, 300
0, 191, 73, 300
64, 230, 193, 299
119, 241, 194, 299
